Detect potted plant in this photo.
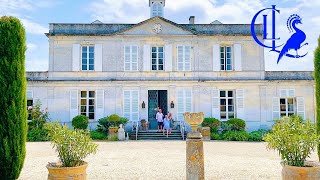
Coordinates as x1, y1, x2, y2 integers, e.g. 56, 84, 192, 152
46, 122, 98, 180
108, 114, 121, 135
264, 115, 320, 179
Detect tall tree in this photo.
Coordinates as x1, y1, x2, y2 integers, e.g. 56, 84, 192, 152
0, 16, 27, 179
315, 36, 320, 161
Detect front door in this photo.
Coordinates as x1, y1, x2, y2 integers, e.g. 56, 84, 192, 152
148, 90, 168, 129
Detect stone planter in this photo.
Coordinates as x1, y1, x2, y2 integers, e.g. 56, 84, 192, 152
281, 161, 320, 180
200, 127, 210, 141
108, 127, 118, 135
46, 162, 87, 180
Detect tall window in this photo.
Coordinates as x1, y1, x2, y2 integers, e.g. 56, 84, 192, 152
82, 46, 94, 71
220, 46, 232, 71
27, 99, 33, 120
80, 91, 95, 120
220, 90, 235, 119
177, 45, 191, 71
124, 45, 138, 71
151, 2, 164, 17
151, 46, 164, 71
280, 98, 295, 117
177, 89, 192, 121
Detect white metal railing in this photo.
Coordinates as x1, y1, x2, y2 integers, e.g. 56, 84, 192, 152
179, 121, 185, 140
135, 121, 139, 140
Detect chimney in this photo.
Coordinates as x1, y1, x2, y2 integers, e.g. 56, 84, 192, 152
189, 16, 195, 24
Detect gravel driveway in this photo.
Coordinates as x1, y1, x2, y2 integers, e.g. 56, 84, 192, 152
18, 141, 318, 180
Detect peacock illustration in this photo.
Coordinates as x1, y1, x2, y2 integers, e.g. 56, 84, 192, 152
277, 14, 308, 64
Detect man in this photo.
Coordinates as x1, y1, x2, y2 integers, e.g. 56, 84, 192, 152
156, 108, 164, 132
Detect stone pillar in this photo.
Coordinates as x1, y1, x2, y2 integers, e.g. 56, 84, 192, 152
186, 132, 204, 180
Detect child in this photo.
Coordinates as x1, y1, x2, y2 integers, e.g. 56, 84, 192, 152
163, 115, 171, 138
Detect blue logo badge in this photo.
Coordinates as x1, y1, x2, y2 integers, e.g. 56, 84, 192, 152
251, 5, 308, 64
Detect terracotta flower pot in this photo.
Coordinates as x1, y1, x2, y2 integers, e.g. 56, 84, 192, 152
108, 127, 118, 135
46, 162, 88, 180
281, 161, 320, 180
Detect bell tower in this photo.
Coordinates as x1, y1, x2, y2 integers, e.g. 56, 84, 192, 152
149, 0, 165, 18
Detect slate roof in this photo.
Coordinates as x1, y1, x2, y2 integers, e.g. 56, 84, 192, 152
46, 16, 263, 36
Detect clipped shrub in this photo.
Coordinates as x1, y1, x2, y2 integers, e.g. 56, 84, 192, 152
97, 117, 110, 133
119, 117, 129, 126
202, 117, 220, 133
46, 122, 98, 167
248, 129, 269, 142
0, 16, 27, 179
27, 128, 48, 142
210, 133, 222, 140
108, 114, 121, 127
223, 131, 249, 141
90, 131, 107, 140
226, 118, 246, 131
315, 36, 320, 161
72, 115, 89, 130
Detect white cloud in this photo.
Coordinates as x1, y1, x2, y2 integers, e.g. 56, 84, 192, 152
27, 43, 37, 51
20, 18, 48, 35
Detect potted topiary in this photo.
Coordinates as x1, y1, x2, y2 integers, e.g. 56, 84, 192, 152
72, 115, 89, 130
46, 122, 98, 179
264, 115, 320, 179
107, 114, 121, 135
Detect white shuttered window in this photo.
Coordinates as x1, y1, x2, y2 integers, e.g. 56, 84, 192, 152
177, 45, 191, 71
124, 45, 138, 71
177, 89, 192, 121
123, 90, 139, 121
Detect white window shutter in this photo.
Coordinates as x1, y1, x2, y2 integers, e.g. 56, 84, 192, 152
123, 91, 131, 121
124, 46, 131, 71
297, 97, 305, 120
94, 44, 103, 71
212, 44, 220, 71
131, 90, 139, 121
234, 44, 242, 71
143, 44, 151, 71
132, 46, 138, 71
236, 89, 245, 119
177, 90, 184, 121
212, 89, 220, 119
288, 89, 295, 97
72, 44, 80, 71
26, 90, 33, 99
70, 90, 79, 120
165, 44, 172, 72
185, 46, 191, 71
185, 89, 192, 112
96, 90, 104, 120
272, 97, 280, 121
280, 89, 287, 97
177, 45, 184, 71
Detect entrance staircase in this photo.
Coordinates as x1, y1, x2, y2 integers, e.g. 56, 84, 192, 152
131, 129, 186, 140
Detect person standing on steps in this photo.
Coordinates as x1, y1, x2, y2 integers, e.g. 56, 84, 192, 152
163, 114, 171, 138
156, 108, 164, 132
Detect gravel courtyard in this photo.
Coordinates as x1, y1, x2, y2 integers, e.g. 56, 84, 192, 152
19, 141, 318, 180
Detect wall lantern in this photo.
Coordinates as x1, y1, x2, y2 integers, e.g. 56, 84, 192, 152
142, 101, 145, 109
170, 101, 174, 108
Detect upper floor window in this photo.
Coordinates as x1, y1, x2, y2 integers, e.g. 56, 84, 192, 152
280, 98, 295, 117
220, 46, 232, 71
152, 46, 164, 71
220, 90, 235, 119
177, 45, 191, 71
80, 91, 95, 120
124, 45, 138, 71
82, 46, 94, 71
151, 2, 164, 17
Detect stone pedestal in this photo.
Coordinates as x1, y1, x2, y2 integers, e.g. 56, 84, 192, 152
117, 124, 125, 141
186, 132, 204, 180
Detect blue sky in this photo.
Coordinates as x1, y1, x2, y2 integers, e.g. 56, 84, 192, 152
0, 0, 319, 71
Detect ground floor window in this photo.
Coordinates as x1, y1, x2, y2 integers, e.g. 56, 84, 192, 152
27, 99, 33, 120
280, 98, 295, 117
177, 89, 192, 121
220, 90, 235, 119
123, 90, 139, 121
80, 91, 95, 120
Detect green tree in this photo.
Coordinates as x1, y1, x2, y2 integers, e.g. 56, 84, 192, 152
315, 36, 320, 161
0, 16, 27, 179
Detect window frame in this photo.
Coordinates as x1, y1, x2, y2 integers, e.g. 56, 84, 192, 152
280, 97, 296, 117
80, 91, 95, 120
151, 46, 165, 71
220, 45, 233, 71
151, 2, 163, 17
81, 45, 95, 71
219, 90, 235, 120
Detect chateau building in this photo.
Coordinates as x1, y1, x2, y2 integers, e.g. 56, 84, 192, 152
26, 0, 315, 131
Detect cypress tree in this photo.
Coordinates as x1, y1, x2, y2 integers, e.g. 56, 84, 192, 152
0, 16, 27, 179
316, 37, 320, 161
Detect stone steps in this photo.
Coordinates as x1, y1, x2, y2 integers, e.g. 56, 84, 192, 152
131, 130, 186, 140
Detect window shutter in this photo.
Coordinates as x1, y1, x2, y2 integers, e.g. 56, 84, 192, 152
70, 90, 79, 120
96, 90, 104, 120
177, 90, 184, 121
123, 91, 131, 120
72, 44, 80, 71
131, 90, 139, 121
185, 46, 191, 71
26, 90, 33, 99
297, 97, 305, 120
185, 89, 192, 112
165, 44, 172, 72
288, 89, 295, 97
131, 46, 138, 71
280, 89, 287, 97
124, 46, 131, 71
234, 44, 242, 71
143, 44, 151, 71
212, 89, 220, 119
94, 44, 103, 71
272, 97, 280, 121
236, 89, 245, 119
177, 45, 184, 71
212, 44, 220, 71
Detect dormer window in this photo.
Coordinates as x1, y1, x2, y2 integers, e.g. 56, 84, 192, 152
149, 0, 165, 17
